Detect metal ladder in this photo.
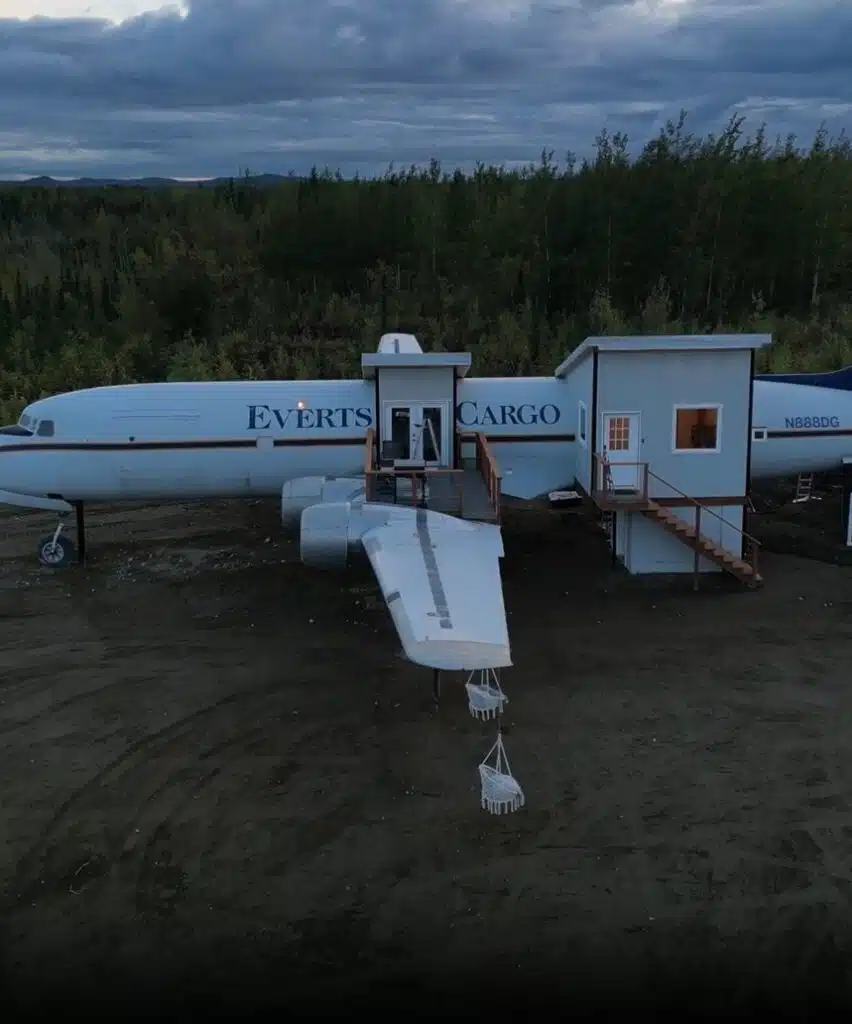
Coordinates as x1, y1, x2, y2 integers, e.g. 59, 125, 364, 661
793, 473, 816, 503
599, 510, 614, 540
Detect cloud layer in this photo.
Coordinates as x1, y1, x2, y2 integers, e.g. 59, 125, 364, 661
1, 0, 850, 178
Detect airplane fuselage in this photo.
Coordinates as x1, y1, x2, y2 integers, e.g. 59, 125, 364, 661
750, 380, 852, 478
1, 373, 851, 508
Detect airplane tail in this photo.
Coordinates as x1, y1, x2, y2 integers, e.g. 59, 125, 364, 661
755, 366, 852, 391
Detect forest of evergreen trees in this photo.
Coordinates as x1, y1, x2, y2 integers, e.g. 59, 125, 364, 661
1, 113, 851, 422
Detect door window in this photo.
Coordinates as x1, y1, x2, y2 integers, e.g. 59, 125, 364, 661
420, 407, 443, 463
389, 407, 412, 460
607, 416, 630, 451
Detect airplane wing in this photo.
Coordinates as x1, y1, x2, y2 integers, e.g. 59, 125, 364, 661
0, 489, 73, 513
361, 510, 511, 671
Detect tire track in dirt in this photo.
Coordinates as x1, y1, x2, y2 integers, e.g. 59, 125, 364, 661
5, 689, 375, 921
0, 680, 141, 737
0, 645, 233, 733
132, 764, 227, 924
4, 678, 302, 910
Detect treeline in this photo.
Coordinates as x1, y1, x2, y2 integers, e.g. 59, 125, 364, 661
1, 111, 852, 422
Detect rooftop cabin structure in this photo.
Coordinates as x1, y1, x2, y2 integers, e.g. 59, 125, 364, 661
555, 333, 773, 587
362, 333, 502, 522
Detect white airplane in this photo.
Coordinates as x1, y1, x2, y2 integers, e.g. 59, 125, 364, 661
0, 341, 850, 677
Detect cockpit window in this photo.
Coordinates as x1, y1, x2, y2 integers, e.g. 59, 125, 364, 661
0, 424, 33, 436
36, 419, 54, 437
19, 413, 31, 428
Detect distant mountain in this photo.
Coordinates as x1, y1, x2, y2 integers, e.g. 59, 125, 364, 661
0, 173, 297, 189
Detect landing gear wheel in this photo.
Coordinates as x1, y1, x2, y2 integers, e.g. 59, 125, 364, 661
38, 533, 75, 568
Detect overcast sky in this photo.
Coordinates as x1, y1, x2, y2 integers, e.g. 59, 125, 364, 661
0, 0, 849, 179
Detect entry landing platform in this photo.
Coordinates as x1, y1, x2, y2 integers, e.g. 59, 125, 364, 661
591, 454, 763, 588
364, 429, 501, 523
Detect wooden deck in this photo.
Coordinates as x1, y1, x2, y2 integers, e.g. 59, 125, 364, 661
430, 466, 497, 522
368, 467, 498, 522
591, 454, 762, 588
364, 429, 501, 524
592, 489, 650, 511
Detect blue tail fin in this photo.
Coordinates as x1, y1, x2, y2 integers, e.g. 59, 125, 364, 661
755, 366, 852, 391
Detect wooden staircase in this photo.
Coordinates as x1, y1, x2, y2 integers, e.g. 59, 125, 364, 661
642, 502, 763, 588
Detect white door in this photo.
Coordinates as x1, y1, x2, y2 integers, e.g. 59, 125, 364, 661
384, 404, 448, 466
601, 413, 641, 491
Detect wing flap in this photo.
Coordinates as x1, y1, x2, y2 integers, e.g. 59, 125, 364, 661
363, 512, 511, 671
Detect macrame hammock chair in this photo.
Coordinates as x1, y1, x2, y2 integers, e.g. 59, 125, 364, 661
478, 730, 525, 816
464, 669, 525, 815
464, 667, 508, 721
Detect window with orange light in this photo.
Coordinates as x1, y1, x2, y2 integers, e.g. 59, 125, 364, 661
673, 406, 720, 451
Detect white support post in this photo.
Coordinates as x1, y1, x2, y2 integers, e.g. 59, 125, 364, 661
846, 495, 852, 548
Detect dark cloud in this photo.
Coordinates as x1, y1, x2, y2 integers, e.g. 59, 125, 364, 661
0, 0, 849, 178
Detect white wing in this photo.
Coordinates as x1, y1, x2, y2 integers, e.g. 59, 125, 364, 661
361, 508, 511, 671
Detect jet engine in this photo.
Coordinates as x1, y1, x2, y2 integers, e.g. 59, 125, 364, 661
280, 476, 365, 528
299, 501, 357, 569
299, 499, 398, 570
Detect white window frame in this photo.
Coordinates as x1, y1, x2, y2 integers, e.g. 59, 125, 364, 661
672, 403, 722, 454
751, 427, 767, 442
578, 401, 588, 446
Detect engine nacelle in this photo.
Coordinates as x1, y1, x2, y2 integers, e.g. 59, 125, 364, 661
299, 501, 357, 570
280, 476, 365, 528
298, 499, 497, 572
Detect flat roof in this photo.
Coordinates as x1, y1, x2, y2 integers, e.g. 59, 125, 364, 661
554, 334, 772, 379
361, 352, 472, 379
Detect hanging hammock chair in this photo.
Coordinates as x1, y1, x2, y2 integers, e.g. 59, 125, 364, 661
464, 667, 508, 721
478, 730, 525, 815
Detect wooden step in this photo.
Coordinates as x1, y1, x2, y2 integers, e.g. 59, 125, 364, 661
642, 502, 762, 587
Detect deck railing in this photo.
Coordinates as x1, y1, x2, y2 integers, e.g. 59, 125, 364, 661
464, 431, 501, 522
364, 427, 501, 520
364, 426, 464, 512
645, 468, 761, 585
592, 452, 761, 585
593, 452, 649, 505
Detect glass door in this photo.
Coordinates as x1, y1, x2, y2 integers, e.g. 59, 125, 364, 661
387, 406, 413, 461
384, 403, 448, 466
414, 406, 444, 465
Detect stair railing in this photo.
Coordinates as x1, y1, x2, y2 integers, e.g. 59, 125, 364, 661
645, 468, 761, 586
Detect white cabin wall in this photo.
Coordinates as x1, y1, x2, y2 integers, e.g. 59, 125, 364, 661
623, 512, 718, 574
597, 349, 751, 498
456, 376, 576, 498
622, 504, 744, 575
376, 367, 454, 406
558, 353, 595, 493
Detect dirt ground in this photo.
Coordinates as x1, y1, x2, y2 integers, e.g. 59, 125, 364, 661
1, 486, 851, 1013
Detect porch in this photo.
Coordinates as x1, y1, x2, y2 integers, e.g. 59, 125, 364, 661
592, 454, 763, 588
364, 428, 501, 523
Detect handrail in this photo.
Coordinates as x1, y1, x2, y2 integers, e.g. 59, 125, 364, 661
363, 428, 501, 521
365, 427, 376, 473
372, 467, 465, 512
469, 431, 502, 521
593, 453, 649, 502
593, 452, 761, 582
645, 469, 760, 547
645, 467, 761, 579
364, 427, 376, 500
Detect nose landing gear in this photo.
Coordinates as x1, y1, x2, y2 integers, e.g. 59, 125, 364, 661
37, 502, 86, 568
38, 522, 75, 567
